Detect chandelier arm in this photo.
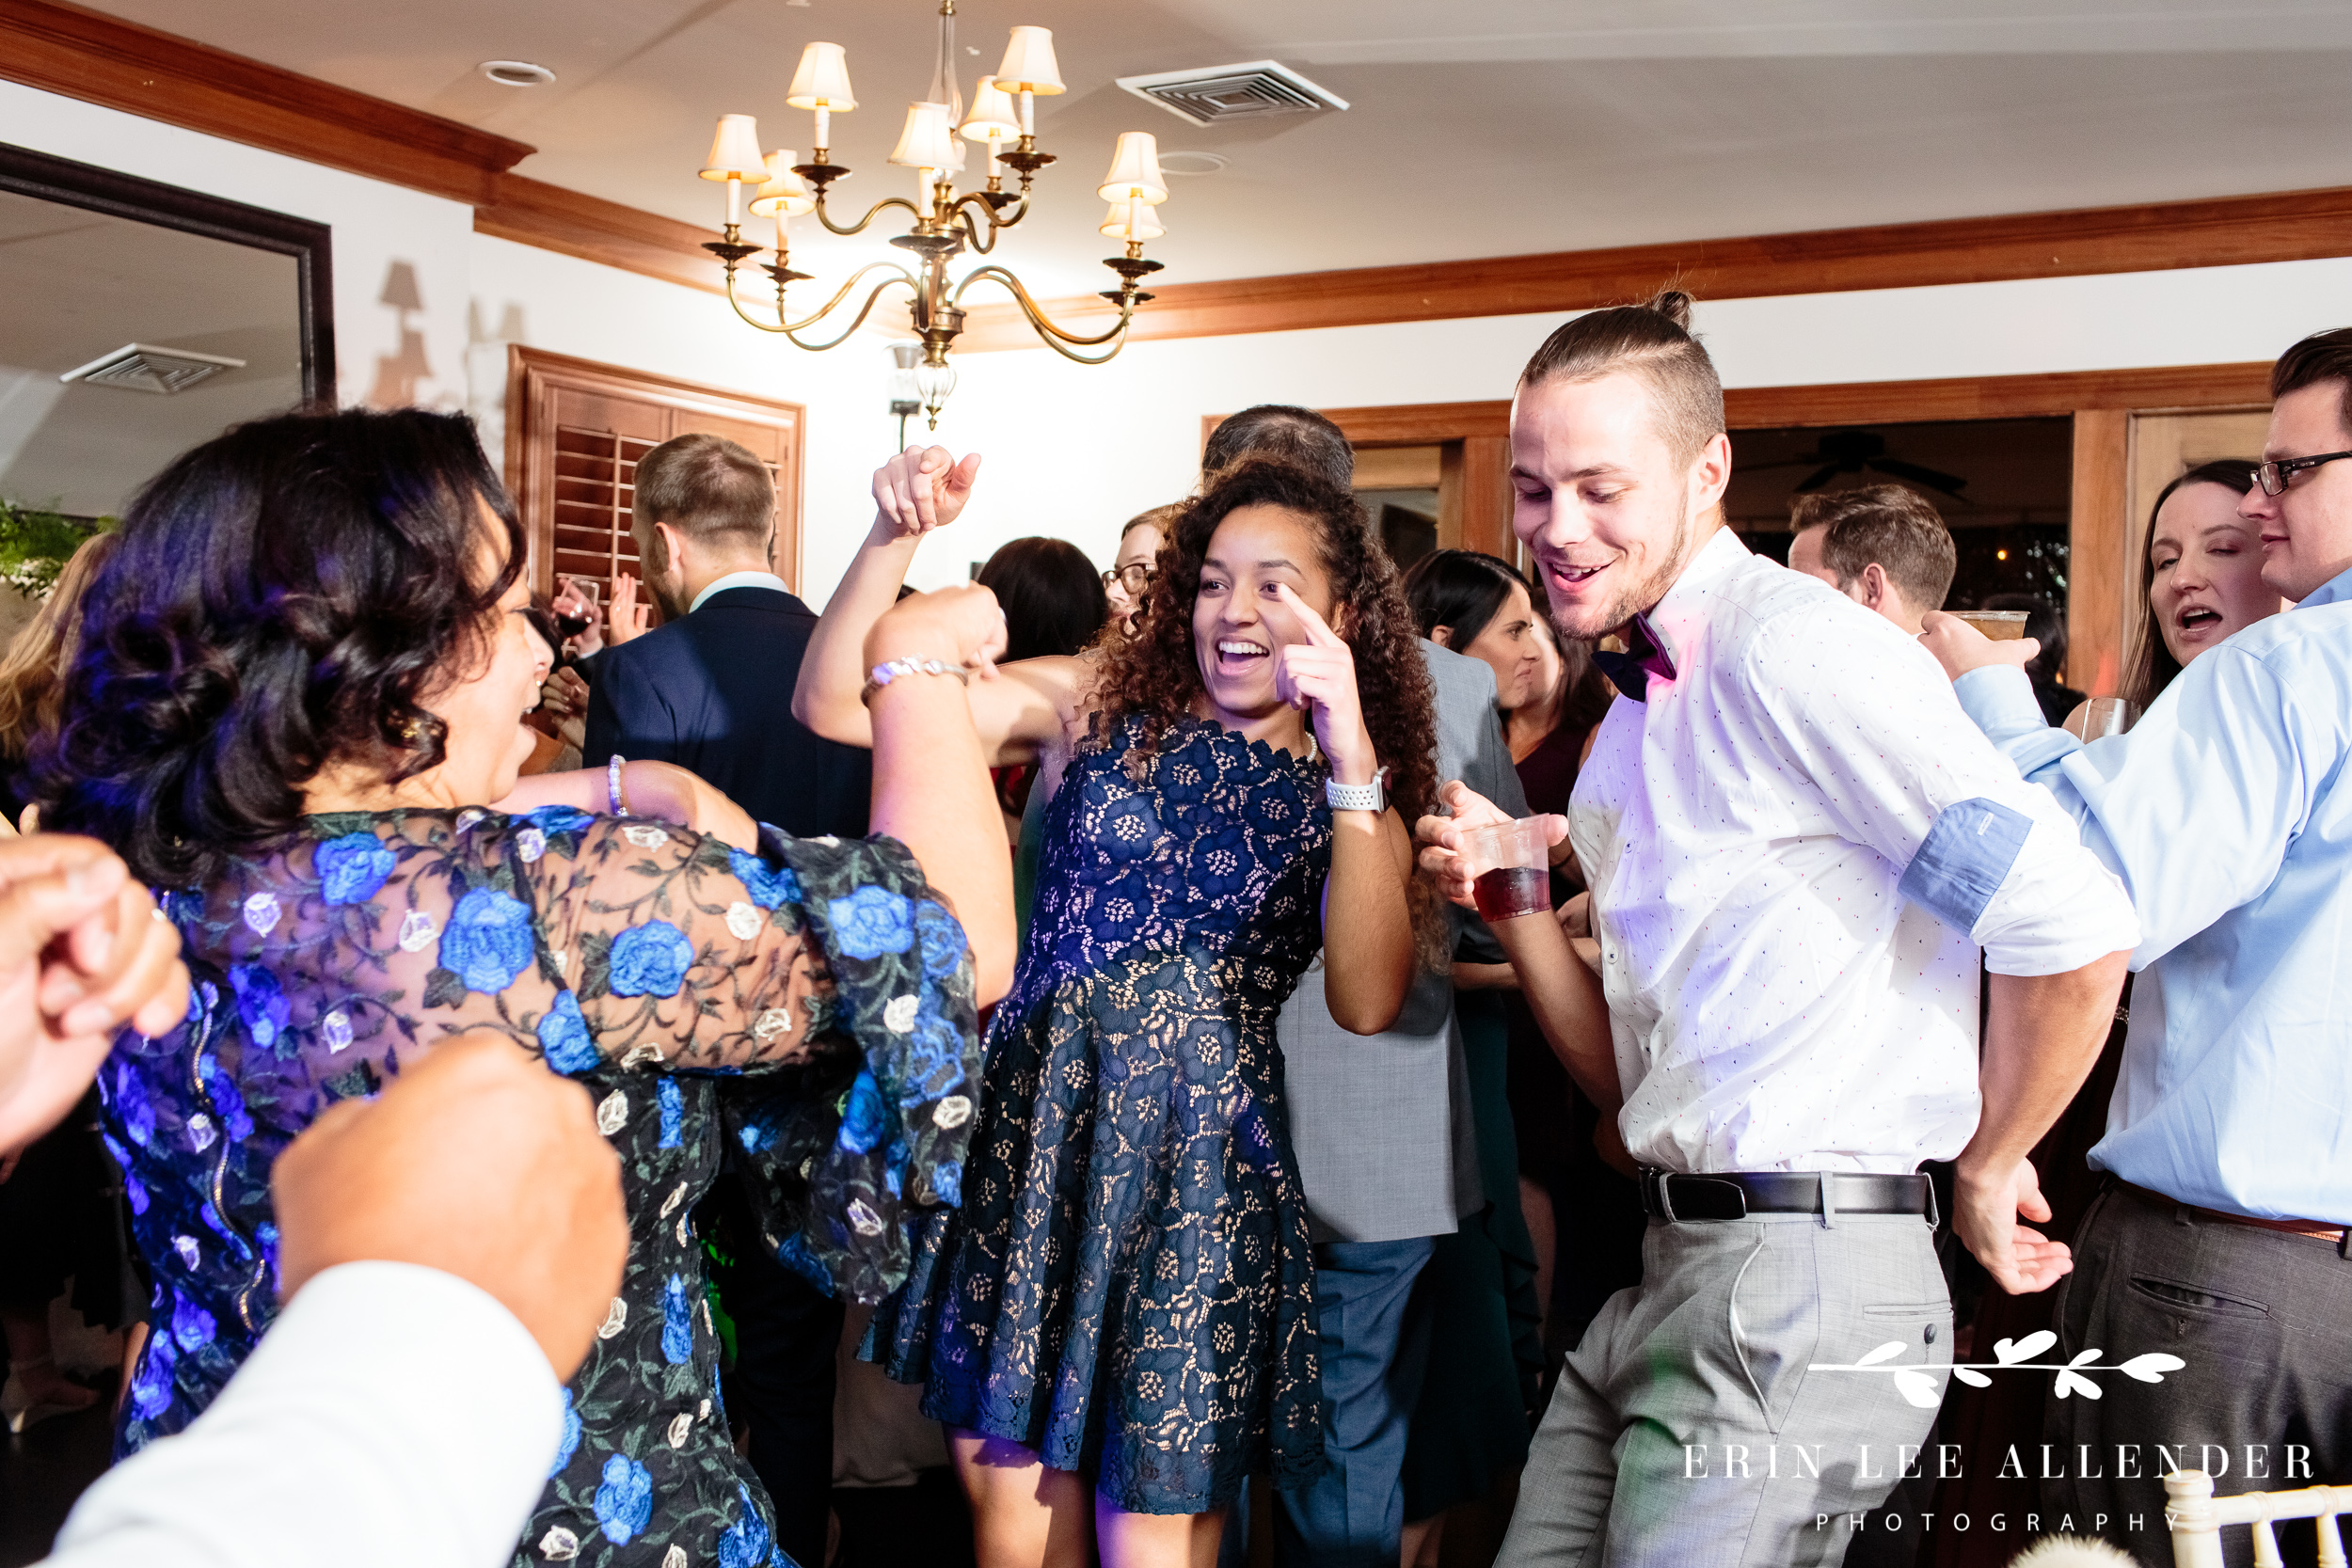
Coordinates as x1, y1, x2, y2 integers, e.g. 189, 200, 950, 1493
812, 190, 928, 238
950, 193, 1031, 254
952, 265, 1138, 356
724, 261, 920, 338
784, 275, 927, 351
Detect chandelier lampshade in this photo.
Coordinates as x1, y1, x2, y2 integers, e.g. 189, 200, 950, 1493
888, 103, 960, 169
961, 75, 1020, 143
786, 42, 856, 109
1097, 132, 1168, 204
700, 115, 767, 182
994, 26, 1065, 94
748, 151, 816, 216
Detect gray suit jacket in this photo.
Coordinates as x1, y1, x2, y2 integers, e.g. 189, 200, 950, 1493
1277, 639, 1534, 1244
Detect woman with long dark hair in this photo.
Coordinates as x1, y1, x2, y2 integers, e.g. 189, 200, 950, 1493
799, 451, 1432, 1566
35, 406, 1014, 1567
2124, 458, 2276, 712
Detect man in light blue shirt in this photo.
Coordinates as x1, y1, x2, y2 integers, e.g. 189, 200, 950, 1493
1928, 326, 2352, 1563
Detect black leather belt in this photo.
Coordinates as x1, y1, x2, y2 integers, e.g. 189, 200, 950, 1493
1638, 1169, 1937, 1226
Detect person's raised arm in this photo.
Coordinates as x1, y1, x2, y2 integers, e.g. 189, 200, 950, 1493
1270, 585, 1417, 1035
864, 586, 1018, 1005
1416, 783, 1618, 1113
796, 446, 982, 749
795, 447, 1073, 767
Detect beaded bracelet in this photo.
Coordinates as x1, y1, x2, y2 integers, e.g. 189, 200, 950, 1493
859, 657, 973, 707
607, 752, 630, 816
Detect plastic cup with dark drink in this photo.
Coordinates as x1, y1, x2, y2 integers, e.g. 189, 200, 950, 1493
1466, 817, 1551, 922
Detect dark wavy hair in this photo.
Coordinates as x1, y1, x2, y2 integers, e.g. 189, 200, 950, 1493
1097, 460, 1441, 957
977, 535, 1109, 662
1401, 548, 1525, 650
2125, 457, 2260, 712
32, 406, 525, 887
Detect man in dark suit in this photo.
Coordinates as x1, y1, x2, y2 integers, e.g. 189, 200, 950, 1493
583, 433, 871, 837
582, 432, 870, 1568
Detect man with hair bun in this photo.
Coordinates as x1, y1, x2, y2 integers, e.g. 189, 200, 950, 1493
1419, 291, 2139, 1565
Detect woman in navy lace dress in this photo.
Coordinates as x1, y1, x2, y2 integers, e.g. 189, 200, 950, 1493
799, 454, 1438, 1564
33, 408, 1016, 1568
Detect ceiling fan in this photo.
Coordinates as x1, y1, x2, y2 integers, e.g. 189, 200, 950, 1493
1744, 429, 1969, 499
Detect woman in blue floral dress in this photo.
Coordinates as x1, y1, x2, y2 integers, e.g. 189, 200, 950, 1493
799, 454, 1439, 1564
33, 408, 1015, 1568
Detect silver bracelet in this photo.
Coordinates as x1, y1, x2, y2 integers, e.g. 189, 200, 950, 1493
860, 657, 973, 707
607, 753, 630, 816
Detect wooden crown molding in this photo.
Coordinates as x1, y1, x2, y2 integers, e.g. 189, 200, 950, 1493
6, 0, 2348, 355
1267, 362, 2273, 450
0, 0, 532, 205
960, 187, 2352, 352
474, 175, 721, 296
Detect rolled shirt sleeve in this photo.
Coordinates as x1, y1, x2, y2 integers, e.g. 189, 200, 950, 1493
50, 1261, 560, 1568
1760, 625, 2140, 976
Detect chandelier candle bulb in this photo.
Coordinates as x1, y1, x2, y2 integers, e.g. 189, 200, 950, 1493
787, 41, 855, 157
700, 114, 768, 225
748, 152, 815, 218
889, 103, 960, 174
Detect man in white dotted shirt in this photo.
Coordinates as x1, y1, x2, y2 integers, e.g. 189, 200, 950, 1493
1418, 293, 2139, 1568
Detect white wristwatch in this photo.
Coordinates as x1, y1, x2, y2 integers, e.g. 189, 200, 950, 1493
1325, 766, 1390, 814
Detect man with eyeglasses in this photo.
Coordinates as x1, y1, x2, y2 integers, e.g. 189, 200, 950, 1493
1921, 325, 2352, 1561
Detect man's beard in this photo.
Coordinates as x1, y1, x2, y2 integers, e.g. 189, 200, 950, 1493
1544, 482, 1697, 641
646, 570, 691, 621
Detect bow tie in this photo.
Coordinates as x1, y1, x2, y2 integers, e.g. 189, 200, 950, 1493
1591, 612, 1677, 703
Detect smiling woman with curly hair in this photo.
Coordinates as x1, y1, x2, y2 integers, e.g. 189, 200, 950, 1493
798, 450, 1435, 1566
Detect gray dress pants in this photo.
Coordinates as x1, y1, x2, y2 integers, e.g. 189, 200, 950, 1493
1500, 1211, 1949, 1568
2043, 1184, 2352, 1568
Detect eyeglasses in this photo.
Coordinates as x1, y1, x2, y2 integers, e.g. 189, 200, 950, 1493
1102, 562, 1155, 594
2254, 450, 2352, 496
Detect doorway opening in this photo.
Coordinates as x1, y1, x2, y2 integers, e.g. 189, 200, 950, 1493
1729, 417, 2074, 612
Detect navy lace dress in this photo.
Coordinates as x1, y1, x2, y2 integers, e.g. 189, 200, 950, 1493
99, 807, 978, 1568
870, 715, 1334, 1514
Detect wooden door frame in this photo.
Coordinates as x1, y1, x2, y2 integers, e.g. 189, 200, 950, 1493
504, 344, 808, 595
1237, 361, 2271, 692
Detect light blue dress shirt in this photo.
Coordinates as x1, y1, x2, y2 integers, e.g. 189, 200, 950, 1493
1955, 564, 2352, 1222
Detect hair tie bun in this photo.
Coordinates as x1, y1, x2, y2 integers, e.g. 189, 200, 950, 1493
1642, 289, 1694, 331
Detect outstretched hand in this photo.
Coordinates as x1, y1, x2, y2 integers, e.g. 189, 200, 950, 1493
1265, 584, 1377, 784
1414, 781, 1568, 910
1954, 1154, 2072, 1295
872, 445, 983, 543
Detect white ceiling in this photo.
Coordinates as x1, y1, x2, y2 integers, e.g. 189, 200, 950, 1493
64, 0, 2352, 298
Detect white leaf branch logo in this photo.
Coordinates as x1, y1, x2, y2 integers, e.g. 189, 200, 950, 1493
1808, 1330, 2186, 1410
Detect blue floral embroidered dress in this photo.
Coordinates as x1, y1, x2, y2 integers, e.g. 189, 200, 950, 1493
870, 715, 1335, 1513
99, 807, 977, 1568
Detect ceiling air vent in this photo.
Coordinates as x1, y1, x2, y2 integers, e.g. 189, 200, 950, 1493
59, 343, 246, 395
1116, 61, 1348, 128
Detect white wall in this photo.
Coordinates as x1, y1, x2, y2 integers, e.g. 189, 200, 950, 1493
928, 258, 2352, 587
7, 78, 2347, 603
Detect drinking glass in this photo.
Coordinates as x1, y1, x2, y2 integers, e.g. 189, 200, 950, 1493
1954, 610, 2030, 641
1463, 817, 1552, 921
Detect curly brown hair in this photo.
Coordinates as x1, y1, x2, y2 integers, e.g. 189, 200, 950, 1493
1093, 459, 1444, 961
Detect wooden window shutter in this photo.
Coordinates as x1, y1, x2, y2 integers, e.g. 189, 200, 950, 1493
504, 346, 806, 616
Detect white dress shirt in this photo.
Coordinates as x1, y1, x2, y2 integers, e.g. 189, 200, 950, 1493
688, 569, 791, 614
49, 1261, 561, 1568
1569, 529, 2139, 1175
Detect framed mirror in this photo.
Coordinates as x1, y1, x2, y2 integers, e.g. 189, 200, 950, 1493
0, 140, 334, 624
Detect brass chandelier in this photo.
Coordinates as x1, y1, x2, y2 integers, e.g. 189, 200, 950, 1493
696, 2, 1171, 428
